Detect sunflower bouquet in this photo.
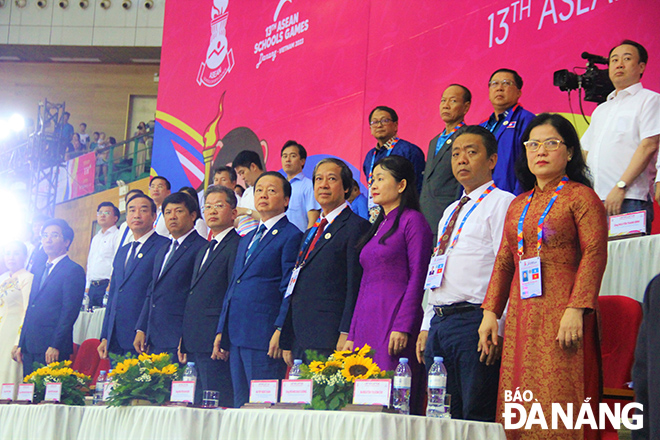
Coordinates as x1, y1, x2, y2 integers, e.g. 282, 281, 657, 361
300, 344, 391, 410
23, 360, 91, 405
105, 352, 182, 407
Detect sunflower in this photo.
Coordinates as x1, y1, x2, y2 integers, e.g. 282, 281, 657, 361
160, 364, 177, 375
330, 349, 352, 361
356, 344, 372, 358
320, 360, 343, 375
341, 356, 380, 382
309, 361, 325, 373
148, 367, 161, 375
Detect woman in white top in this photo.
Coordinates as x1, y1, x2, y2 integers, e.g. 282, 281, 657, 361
0, 241, 33, 390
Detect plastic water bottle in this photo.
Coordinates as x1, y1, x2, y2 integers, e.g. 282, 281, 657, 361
81, 293, 90, 312
183, 362, 198, 385
93, 370, 107, 405
102, 291, 109, 307
289, 359, 303, 380
427, 356, 448, 418
393, 357, 412, 415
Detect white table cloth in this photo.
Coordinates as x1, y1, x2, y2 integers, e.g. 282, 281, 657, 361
72, 308, 106, 344
0, 404, 84, 440
601, 234, 660, 302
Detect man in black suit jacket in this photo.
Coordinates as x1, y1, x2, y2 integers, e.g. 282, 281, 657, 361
14, 219, 85, 377
134, 192, 208, 358
98, 194, 169, 359
281, 158, 370, 364
179, 185, 239, 407
420, 84, 471, 240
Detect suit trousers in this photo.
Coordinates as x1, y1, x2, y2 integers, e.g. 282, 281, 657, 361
188, 352, 234, 407
229, 344, 286, 408
424, 308, 500, 422
22, 351, 47, 377
88, 280, 110, 307
108, 337, 138, 361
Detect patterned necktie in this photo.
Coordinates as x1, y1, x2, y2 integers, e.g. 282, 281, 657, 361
304, 218, 328, 261
39, 262, 53, 290
245, 224, 267, 264
436, 196, 470, 255
125, 241, 140, 269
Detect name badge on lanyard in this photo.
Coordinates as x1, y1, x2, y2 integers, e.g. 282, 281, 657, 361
285, 266, 301, 298
517, 176, 568, 299
424, 184, 496, 290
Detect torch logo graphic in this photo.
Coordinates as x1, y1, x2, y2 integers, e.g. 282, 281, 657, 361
202, 92, 226, 190
197, 0, 234, 87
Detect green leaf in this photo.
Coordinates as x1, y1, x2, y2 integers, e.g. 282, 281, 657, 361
324, 385, 335, 397
329, 395, 341, 410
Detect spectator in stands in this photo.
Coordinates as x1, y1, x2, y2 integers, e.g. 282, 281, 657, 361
13, 219, 85, 376
149, 176, 172, 237
26, 213, 50, 273
56, 112, 74, 160
78, 123, 90, 148
232, 150, 264, 236
213, 166, 240, 200
280, 140, 320, 232
90, 132, 100, 151
180, 185, 239, 406
347, 179, 369, 220
98, 194, 169, 359
133, 123, 148, 175
66, 133, 86, 161
234, 184, 245, 198
116, 189, 146, 250
180, 186, 209, 238
363, 106, 425, 221
480, 68, 535, 194
86, 202, 120, 307
95, 133, 110, 187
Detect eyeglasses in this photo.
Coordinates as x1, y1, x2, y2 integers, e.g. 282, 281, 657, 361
369, 118, 393, 126
97, 211, 114, 216
202, 203, 229, 212
523, 139, 565, 151
488, 79, 517, 89
150, 184, 166, 190
41, 232, 62, 240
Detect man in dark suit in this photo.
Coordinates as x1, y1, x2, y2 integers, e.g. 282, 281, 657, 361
13, 219, 85, 377
134, 192, 208, 358
213, 172, 302, 408
281, 158, 370, 364
420, 84, 471, 240
97, 194, 169, 359
179, 185, 239, 407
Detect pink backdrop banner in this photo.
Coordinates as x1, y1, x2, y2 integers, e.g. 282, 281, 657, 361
152, 0, 660, 192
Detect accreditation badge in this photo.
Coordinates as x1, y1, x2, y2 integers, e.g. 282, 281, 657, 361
424, 254, 447, 290
285, 266, 301, 298
519, 257, 542, 299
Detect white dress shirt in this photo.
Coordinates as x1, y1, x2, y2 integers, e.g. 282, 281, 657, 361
154, 206, 169, 237
421, 180, 514, 334
258, 212, 287, 236
116, 222, 134, 249
200, 226, 233, 267
319, 202, 348, 229
123, 229, 156, 266
581, 82, 660, 201
86, 225, 120, 288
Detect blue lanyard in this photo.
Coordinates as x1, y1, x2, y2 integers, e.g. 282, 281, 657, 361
368, 138, 398, 186
487, 104, 519, 134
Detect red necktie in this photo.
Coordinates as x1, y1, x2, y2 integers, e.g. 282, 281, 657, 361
304, 218, 328, 260
436, 196, 470, 255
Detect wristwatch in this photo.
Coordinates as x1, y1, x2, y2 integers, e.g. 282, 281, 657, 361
616, 180, 627, 190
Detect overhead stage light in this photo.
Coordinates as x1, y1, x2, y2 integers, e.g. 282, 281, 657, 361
9, 114, 25, 132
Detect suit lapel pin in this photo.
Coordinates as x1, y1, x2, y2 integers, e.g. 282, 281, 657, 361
446, 139, 452, 144
324, 233, 331, 240
138, 253, 143, 258
272, 229, 278, 235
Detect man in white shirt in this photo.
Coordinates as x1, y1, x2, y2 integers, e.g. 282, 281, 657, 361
416, 125, 514, 422
280, 140, 320, 231
86, 202, 120, 307
232, 150, 264, 236
149, 176, 172, 236
581, 39, 660, 234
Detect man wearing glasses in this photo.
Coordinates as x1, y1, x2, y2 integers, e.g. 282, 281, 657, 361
86, 202, 120, 307
479, 69, 535, 194
362, 106, 425, 218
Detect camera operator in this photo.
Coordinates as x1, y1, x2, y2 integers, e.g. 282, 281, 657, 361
581, 40, 660, 233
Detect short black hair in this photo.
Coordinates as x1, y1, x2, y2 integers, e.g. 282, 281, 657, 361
205, 185, 238, 209
281, 140, 307, 161
150, 175, 171, 190
162, 192, 198, 218
97, 201, 120, 219
127, 193, 157, 214
489, 68, 523, 89
63, 112, 70, 118
454, 125, 498, 158
79, 122, 87, 128
42, 218, 74, 249
368, 106, 398, 123
179, 186, 203, 220
214, 166, 237, 182
312, 157, 353, 200
233, 150, 263, 171
253, 171, 292, 210
610, 39, 648, 65
126, 188, 144, 199
447, 83, 472, 103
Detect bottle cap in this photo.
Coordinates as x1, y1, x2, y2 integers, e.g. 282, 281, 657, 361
399, 357, 408, 363
100, 370, 107, 374
188, 362, 195, 366
293, 359, 303, 365
433, 356, 443, 363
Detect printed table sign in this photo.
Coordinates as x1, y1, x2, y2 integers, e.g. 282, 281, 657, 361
17, 383, 35, 402
44, 383, 62, 402
102, 381, 114, 401
170, 381, 196, 403
609, 210, 646, 237
249, 380, 279, 404
1, 384, 15, 400
280, 379, 312, 404
352, 379, 391, 406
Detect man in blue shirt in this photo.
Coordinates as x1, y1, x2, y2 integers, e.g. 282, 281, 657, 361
479, 69, 535, 194
347, 179, 369, 220
362, 106, 425, 202
280, 140, 320, 231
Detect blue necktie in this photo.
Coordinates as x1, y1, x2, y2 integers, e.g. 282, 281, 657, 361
39, 262, 53, 290
125, 241, 140, 269
244, 224, 267, 264
159, 239, 179, 279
